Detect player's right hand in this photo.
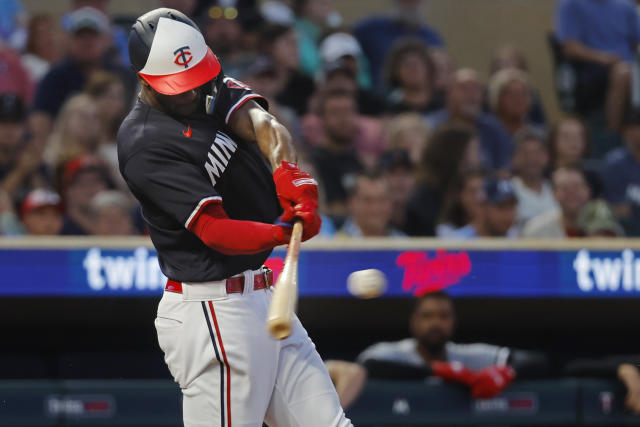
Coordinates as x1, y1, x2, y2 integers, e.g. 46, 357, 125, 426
273, 161, 319, 216
291, 202, 322, 241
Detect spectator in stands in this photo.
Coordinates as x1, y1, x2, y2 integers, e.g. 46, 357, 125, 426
488, 44, 546, 127
19, 188, 63, 236
31, 7, 136, 144
90, 190, 135, 235
577, 199, 624, 237
21, 14, 63, 84
319, 31, 373, 92
442, 178, 519, 239
511, 128, 558, 228
383, 38, 443, 115
357, 291, 521, 398
308, 89, 363, 217
380, 149, 416, 230
338, 171, 405, 238
555, 0, 640, 131
316, 55, 387, 117
241, 56, 302, 142
353, 0, 444, 86
0, 46, 34, 104
259, 23, 315, 115
436, 169, 486, 238
44, 94, 101, 177
0, 94, 47, 203
199, 1, 253, 78
384, 112, 430, 166
405, 123, 481, 236
0, 189, 22, 235
84, 71, 127, 190
60, 155, 112, 235
522, 166, 591, 238
426, 68, 512, 171
488, 68, 542, 137
600, 112, 640, 236
547, 116, 602, 197
429, 48, 455, 99
0, 0, 27, 51
294, 0, 343, 78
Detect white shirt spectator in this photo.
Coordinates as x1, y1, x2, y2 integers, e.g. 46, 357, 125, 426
511, 176, 558, 227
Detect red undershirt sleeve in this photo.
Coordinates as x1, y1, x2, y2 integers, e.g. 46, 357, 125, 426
188, 202, 290, 255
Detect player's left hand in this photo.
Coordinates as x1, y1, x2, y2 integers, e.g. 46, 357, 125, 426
470, 365, 516, 399
292, 202, 322, 241
273, 161, 318, 218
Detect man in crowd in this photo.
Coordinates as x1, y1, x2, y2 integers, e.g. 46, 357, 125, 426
61, 155, 112, 235
447, 178, 519, 239
600, 112, 640, 236
90, 190, 135, 235
426, 68, 512, 171
511, 128, 558, 227
353, 0, 444, 86
523, 166, 591, 238
310, 89, 363, 217
20, 188, 63, 236
30, 7, 136, 144
338, 171, 405, 238
555, 0, 640, 131
357, 291, 535, 398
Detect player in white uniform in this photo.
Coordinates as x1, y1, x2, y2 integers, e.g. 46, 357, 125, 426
118, 8, 352, 427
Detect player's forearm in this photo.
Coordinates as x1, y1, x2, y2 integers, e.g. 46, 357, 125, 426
189, 204, 290, 255
249, 108, 296, 169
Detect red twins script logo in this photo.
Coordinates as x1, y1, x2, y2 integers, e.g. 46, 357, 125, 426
397, 250, 472, 296
173, 46, 193, 68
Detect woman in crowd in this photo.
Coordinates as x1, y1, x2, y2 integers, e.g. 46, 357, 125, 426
383, 38, 443, 115
21, 13, 62, 84
44, 93, 101, 186
84, 71, 128, 191
436, 169, 487, 238
384, 112, 431, 166
488, 68, 541, 137
404, 123, 481, 236
259, 23, 316, 115
547, 115, 602, 197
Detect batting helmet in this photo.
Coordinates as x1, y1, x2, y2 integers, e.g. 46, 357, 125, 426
129, 8, 221, 95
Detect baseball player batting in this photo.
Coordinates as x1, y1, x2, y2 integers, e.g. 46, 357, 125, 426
117, 8, 352, 427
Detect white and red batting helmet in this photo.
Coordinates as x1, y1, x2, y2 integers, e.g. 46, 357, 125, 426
129, 8, 221, 95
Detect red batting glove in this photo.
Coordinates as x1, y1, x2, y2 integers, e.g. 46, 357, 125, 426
292, 202, 322, 241
470, 365, 516, 399
431, 361, 476, 387
273, 161, 319, 222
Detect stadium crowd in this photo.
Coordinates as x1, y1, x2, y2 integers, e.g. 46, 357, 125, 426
0, 0, 639, 240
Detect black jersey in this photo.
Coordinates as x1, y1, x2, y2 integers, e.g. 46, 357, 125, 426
117, 77, 281, 282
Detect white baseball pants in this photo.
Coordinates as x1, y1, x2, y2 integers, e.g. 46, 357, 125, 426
155, 268, 353, 427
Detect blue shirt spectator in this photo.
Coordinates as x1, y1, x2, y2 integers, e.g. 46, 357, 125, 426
353, 1, 444, 86
556, 0, 640, 63
600, 140, 640, 236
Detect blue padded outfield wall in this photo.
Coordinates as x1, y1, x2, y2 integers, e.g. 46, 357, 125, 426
2, 239, 640, 298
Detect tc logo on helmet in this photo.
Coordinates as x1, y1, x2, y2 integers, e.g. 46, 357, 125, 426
173, 46, 193, 68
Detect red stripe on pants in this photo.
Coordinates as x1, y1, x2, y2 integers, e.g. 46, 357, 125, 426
208, 300, 231, 427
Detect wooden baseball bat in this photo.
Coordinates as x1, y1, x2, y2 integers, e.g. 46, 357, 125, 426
267, 220, 303, 340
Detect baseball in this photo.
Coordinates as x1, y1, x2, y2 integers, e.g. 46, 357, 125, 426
347, 269, 387, 299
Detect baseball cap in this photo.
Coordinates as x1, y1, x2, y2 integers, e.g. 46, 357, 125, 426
129, 8, 222, 95
320, 32, 362, 64
0, 94, 26, 122
578, 199, 625, 237
484, 178, 517, 204
20, 189, 62, 218
67, 7, 110, 34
